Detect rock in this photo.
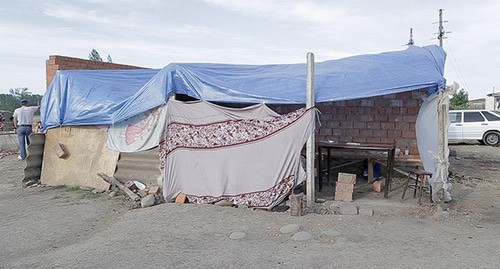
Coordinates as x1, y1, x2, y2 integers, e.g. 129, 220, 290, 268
449, 148, 457, 157
229, 231, 246, 240
80, 186, 94, 191
359, 207, 374, 216
141, 194, 155, 208
328, 201, 342, 214
108, 191, 117, 197
279, 224, 300, 234
214, 200, 232, 206
291, 231, 313, 241
340, 203, 358, 215
322, 229, 341, 237
92, 188, 105, 194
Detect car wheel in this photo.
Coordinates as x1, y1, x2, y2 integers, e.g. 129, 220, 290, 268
483, 131, 500, 146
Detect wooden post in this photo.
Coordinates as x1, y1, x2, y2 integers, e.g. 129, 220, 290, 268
289, 193, 304, 216
306, 52, 315, 208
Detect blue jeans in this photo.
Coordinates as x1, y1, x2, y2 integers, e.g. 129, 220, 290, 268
17, 126, 32, 160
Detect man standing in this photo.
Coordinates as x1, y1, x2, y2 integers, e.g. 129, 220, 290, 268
13, 99, 39, 160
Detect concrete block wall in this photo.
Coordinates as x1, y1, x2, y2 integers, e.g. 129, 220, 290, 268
270, 89, 427, 156
45, 55, 147, 87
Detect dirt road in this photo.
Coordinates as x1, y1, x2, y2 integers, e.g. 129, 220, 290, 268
1, 145, 499, 268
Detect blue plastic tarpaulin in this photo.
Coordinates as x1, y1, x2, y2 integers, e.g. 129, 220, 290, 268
41, 45, 446, 129
41, 69, 160, 128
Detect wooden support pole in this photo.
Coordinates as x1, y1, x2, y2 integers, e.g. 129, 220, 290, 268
306, 52, 315, 207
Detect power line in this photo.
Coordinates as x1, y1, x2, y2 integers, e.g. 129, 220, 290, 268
444, 39, 470, 92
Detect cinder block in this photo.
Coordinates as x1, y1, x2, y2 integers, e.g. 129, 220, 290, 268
335, 191, 353, 202
335, 182, 354, 193
337, 173, 356, 184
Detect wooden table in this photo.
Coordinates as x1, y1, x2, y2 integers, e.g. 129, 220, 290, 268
317, 141, 396, 198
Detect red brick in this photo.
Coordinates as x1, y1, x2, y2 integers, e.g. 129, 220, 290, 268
402, 130, 416, 138
403, 115, 417, 122
375, 99, 389, 107
380, 137, 395, 144
372, 181, 384, 192
360, 115, 374, 122
175, 193, 187, 203
373, 129, 387, 137
319, 129, 332, 136
375, 115, 389, 122
360, 129, 373, 137
395, 122, 410, 130
387, 130, 402, 137
347, 114, 360, 121
381, 122, 395, 129
395, 91, 412, 99
366, 122, 381, 129
346, 100, 358, 106
405, 99, 419, 108
353, 122, 366, 129
366, 137, 381, 143
340, 122, 353, 129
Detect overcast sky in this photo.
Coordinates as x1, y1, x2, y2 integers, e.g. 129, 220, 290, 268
0, 0, 498, 99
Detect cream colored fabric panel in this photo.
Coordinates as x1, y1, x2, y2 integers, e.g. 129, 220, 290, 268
41, 126, 119, 190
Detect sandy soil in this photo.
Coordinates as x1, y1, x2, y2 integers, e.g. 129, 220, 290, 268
1, 144, 499, 269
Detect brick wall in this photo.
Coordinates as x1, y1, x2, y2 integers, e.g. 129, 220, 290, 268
46, 55, 148, 87
270, 89, 427, 156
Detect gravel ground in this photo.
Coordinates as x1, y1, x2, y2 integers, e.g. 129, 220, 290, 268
1, 144, 499, 269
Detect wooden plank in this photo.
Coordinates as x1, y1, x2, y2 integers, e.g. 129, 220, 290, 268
98, 173, 140, 201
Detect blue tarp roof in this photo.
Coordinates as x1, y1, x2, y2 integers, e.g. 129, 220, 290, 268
41, 45, 446, 129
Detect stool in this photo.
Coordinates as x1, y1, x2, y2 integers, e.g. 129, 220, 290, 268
402, 169, 432, 204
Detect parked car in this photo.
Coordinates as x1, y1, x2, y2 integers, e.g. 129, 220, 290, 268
448, 110, 500, 146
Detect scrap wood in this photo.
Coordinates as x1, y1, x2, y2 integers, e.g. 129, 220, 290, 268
97, 173, 140, 201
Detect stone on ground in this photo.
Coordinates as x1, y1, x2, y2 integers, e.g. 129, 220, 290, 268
322, 229, 341, 237
141, 194, 155, 208
340, 202, 358, 215
292, 231, 313, 241
229, 231, 246, 240
358, 207, 374, 216
279, 224, 300, 234
214, 200, 232, 206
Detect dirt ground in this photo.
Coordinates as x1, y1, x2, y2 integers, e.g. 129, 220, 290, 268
1, 144, 499, 268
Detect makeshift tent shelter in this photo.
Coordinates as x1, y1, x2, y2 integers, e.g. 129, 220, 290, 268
40, 45, 448, 204
41, 45, 445, 129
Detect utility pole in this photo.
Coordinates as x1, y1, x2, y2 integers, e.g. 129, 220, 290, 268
435, 9, 451, 47
435, 8, 452, 203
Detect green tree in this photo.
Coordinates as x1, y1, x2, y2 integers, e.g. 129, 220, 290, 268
0, 88, 43, 112
88, 49, 103, 62
449, 89, 469, 110
9, 87, 31, 100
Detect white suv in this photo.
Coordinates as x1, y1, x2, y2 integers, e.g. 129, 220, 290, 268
448, 110, 500, 146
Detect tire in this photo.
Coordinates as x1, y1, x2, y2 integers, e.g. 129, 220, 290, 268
483, 131, 500, 146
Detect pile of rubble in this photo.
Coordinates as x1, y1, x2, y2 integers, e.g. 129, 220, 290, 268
0, 148, 17, 159
98, 173, 163, 209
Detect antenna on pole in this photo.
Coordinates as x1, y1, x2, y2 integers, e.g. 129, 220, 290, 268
406, 28, 414, 46
433, 9, 451, 47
